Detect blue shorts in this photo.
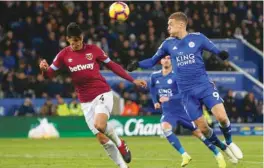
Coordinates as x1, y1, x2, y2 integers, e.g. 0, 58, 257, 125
160, 111, 197, 132
182, 82, 224, 121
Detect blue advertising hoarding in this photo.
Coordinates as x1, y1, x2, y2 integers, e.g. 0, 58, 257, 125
214, 123, 263, 136
212, 39, 263, 81
212, 39, 244, 61
233, 61, 259, 79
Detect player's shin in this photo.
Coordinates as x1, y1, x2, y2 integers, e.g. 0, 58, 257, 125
219, 119, 232, 145
211, 105, 243, 159
163, 128, 192, 167
204, 128, 238, 163
163, 127, 186, 155
220, 119, 243, 160
105, 123, 122, 147
105, 122, 132, 163
211, 104, 233, 145
204, 127, 227, 151
103, 140, 128, 168
198, 135, 220, 156
97, 133, 128, 168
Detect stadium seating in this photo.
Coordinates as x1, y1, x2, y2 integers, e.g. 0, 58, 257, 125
0, 2, 262, 122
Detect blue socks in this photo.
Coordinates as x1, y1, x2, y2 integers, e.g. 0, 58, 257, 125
219, 122, 232, 145
207, 128, 227, 151
165, 131, 185, 155
200, 136, 220, 156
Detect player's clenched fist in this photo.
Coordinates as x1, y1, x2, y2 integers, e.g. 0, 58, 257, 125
154, 103, 161, 109
133, 79, 147, 88
159, 96, 169, 103
39, 59, 49, 71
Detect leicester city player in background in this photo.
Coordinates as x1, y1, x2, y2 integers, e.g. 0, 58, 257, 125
150, 56, 229, 167
127, 12, 243, 166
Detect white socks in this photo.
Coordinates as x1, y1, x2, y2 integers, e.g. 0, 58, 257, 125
103, 140, 127, 168
105, 124, 122, 147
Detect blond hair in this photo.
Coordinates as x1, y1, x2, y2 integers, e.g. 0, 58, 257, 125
169, 12, 188, 25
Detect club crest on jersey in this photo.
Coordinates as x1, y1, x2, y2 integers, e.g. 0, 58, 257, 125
85, 53, 93, 60
68, 58, 72, 62
167, 79, 172, 84
188, 41, 195, 48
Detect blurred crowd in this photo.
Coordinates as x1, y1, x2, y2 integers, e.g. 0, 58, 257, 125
12, 83, 263, 123
1, 1, 262, 98
223, 90, 263, 123
14, 96, 83, 117
0, 1, 262, 122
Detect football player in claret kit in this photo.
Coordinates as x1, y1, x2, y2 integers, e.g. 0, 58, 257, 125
39, 22, 147, 168
127, 12, 243, 168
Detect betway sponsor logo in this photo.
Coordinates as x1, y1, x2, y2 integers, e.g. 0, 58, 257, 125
176, 54, 195, 66
110, 118, 162, 136
69, 63, 94, 72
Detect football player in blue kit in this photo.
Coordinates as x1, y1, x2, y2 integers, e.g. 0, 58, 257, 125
150, 55, 227, 167
127, 12, 243, 167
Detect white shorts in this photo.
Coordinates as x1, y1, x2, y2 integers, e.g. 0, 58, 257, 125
81, 91, 113, 135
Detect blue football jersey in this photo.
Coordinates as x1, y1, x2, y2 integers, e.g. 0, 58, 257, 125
139, 32, 221, 92
150, 70, 182, 113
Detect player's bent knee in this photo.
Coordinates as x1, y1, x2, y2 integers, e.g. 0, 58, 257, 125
161, 122, 172, 129
192, 129, 203, 138
219, 118, 229, 126
94, 123, 106, 133
199, 125, 210, 134
161, 122, 173, 137
195, 117, 210, 134
96, 132, 109, 144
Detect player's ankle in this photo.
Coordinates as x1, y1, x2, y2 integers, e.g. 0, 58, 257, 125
181, 152, 188, 156
215, 152, 222, 157
117, 138, 122, 147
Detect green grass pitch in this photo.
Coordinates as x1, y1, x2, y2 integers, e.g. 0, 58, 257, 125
0, 136, 262, 168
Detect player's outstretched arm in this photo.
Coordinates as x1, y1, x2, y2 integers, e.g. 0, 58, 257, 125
127, 41, 168, 72
127, 57, 160, 72
200, 33, 229, 60
105, 61, 147, 88
94, 45, 147, 87
40, 50, 65, 78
